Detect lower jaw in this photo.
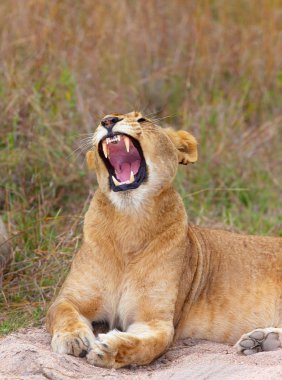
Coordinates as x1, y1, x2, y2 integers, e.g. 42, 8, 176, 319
109, 166, 147, 192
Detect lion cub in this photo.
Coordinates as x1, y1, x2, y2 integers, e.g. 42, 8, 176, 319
47, 112, 282, 368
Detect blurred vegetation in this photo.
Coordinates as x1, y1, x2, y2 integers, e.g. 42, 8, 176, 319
0, 0, 281, 333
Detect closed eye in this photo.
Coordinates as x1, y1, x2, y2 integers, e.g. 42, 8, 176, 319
137, 117, 147, 123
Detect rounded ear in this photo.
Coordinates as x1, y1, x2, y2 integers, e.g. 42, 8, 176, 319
86, 150, 96, 171
164, 128, 198, 165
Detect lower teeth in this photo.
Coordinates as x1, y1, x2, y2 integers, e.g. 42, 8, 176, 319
112, 171, 135, 186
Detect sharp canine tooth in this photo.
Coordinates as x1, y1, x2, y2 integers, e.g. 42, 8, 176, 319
117, 135, 121, 141
124, 136, 130, 152
112, 176, 121, 186
102, 141, 108, 158
129, 171, 134, 183
106, 138, 110, 145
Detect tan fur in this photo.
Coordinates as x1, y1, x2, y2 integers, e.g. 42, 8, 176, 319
47, 112, 282, 368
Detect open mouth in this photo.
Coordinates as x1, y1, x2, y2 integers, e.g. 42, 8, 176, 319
98, 133, 147, 192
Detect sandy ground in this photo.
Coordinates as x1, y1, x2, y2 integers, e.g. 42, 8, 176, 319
0, 328, 282, 380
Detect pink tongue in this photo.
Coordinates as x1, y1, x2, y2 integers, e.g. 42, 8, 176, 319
119, 163, 131, 182
117, 160, 140, 182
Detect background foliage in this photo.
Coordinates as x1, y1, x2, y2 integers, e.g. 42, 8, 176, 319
0, 0, 281, 333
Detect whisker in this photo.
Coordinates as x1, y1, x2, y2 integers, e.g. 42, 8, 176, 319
78, 137, 94, 144
67, 140, 94, 161
143, 110, 161, 119
150, 114, 176, 123
67, 147, 87, 160
67, 149, 83, 161
67, 149, 88, 162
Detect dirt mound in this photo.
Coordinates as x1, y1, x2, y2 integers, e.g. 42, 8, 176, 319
0, 328, 282, 380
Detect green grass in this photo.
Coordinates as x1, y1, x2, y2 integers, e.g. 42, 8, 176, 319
0, 0, 281, 334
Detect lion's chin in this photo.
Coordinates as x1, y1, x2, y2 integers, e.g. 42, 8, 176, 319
98, 133, 147, 192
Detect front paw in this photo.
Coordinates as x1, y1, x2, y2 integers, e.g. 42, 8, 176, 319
51, 327, 95, 357
86, 332, 138, 368
87, 339, 117, 368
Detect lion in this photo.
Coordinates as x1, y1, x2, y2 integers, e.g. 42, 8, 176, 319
47, 111, 282, 368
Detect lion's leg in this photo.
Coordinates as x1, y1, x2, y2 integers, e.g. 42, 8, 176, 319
235, 327, 282, 355
85, 231, 187, 369
86, 320, 174, 368
47, 299, 96, 357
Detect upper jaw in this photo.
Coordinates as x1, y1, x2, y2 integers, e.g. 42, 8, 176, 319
101, 134, 130, 159
98, 131, 147, 192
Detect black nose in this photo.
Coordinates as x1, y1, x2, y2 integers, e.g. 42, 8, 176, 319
101, 116, 120, 129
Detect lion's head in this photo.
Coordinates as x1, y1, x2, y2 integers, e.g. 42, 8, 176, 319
87, 111, 197, 209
